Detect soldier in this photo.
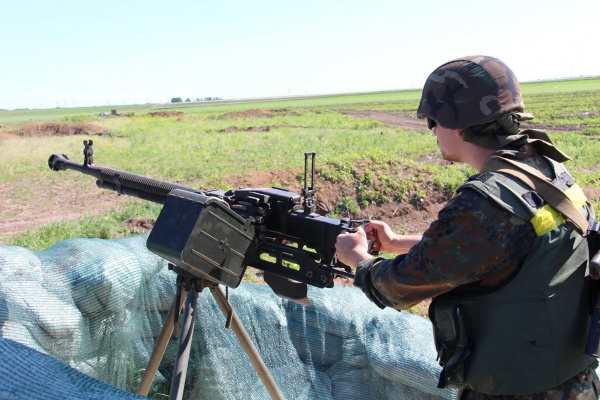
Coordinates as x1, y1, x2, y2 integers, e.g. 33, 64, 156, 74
335, 56, 599, 399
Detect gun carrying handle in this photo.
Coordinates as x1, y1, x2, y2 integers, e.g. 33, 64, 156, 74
345, 219, 380, 255
367, 229, 380, 255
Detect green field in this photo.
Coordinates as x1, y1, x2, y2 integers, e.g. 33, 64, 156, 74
3, 77, 600, 124
1, 77, 599, 251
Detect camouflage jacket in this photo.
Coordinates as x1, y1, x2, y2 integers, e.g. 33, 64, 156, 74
355, 154, 569, 310
356, 179, 536, 310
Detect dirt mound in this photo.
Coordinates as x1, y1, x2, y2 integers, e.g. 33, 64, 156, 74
13, 122, 109, 137
215, 125, 288, 133
148, 111, 185, 118
0, 131, 17, 140
222, 108, 274, 119
124, 218, 155, 234
219, 108, 299, 120
225, 168, 304, 191
222, 161, 451, 235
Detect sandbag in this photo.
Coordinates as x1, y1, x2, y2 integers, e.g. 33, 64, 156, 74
0, 235, 454, 399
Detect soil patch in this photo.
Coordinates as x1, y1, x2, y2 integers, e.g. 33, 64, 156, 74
0, 131, 18, 140
0, 178, 137, 237
148, 111, 185, 118
218, 108, 300, 120
221, 108, 276, 119
213, 125, 295, 133
10, 122, 110, 137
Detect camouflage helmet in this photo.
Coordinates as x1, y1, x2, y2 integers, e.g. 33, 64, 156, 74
417, 56, 524, 129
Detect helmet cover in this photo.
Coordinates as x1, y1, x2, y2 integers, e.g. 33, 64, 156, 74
417, 56, 524, 129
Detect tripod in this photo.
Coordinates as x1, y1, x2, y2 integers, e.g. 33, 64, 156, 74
136, 272, 284, 400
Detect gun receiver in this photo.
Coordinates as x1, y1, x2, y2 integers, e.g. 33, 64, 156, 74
48, 140, 358, 304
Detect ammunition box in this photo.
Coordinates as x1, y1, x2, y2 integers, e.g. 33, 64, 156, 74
147, 189, 255, 287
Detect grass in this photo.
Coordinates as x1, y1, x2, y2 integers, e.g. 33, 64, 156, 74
2, 111, 434, 184
1, 78, 600, 250
8, 202, 161, 251
3, 77, 598, 124
0, 104, 152, 124
2, 79, 599, 395
521, 77, 600, 95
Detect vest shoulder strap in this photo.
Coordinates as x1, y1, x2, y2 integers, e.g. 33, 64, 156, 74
483, 155, 589, 235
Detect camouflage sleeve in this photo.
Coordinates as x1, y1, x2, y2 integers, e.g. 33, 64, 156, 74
356, 188, 536, 310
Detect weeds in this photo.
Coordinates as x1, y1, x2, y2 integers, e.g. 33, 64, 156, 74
1, 81, 599, 249
5, 202, 161, 251
335, 196, 360, 215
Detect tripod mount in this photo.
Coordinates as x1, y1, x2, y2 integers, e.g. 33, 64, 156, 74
136, 267, 283, 400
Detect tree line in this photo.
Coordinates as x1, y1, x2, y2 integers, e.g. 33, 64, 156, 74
171, 97, 222, 103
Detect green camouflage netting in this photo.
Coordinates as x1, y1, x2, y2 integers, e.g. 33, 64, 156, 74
0, 235, 454, 399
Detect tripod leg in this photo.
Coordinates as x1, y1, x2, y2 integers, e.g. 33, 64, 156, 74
169, 284, 199, 400
137, 288, 187, 397
210, 285, 284, 400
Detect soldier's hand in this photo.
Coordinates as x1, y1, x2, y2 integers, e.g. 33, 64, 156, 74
335, 227, 373, 268
364, 221, 422, 255
364, 221, 396, 254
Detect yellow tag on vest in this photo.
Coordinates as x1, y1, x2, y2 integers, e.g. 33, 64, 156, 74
530, 184, 587, 236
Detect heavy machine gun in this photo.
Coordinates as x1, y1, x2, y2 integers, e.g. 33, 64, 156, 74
48, 140, 370, 399
48, 140, 360, 305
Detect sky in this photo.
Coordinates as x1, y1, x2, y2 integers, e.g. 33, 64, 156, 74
1, 0, 599, 110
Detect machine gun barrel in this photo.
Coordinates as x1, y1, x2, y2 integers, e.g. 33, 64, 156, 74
48, 150, 204, 204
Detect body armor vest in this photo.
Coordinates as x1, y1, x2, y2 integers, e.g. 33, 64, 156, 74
430, 157, 595, 395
